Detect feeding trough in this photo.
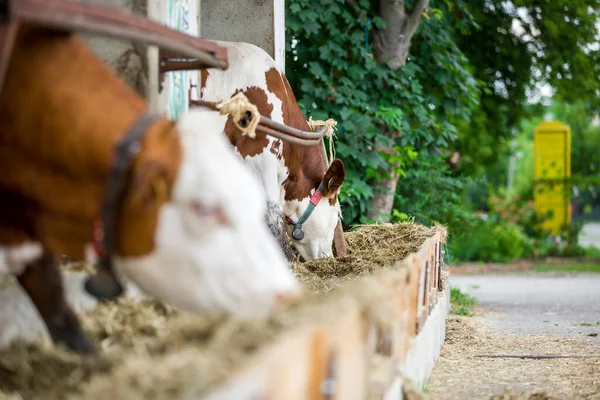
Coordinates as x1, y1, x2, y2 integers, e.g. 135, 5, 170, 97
0, 222, 449, 399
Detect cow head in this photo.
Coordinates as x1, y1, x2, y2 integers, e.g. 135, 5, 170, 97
113, 108, 301, 317
283, 159, 346, 261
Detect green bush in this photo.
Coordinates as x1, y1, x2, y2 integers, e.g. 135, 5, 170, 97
449, 218, 534, 263
394, 154, 477, 234
450, 288, 476, 316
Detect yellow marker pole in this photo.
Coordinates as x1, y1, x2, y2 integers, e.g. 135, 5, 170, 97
533, 121, 571, 248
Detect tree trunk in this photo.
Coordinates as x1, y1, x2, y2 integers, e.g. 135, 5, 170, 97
366, 170, 400, 222
366, 0, 429, 222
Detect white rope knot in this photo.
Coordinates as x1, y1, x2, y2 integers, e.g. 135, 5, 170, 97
308, 116, 337, 138
216, 92, 260, 138
308, 116, 338, 167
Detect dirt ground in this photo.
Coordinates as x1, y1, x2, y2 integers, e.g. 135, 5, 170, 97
426, 312, 600, 399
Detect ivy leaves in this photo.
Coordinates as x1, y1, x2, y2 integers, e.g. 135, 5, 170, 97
286, 0, 479, 225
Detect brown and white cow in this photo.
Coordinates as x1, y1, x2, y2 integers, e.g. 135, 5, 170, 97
0, 27, 300, 353
199, 42, 346, 261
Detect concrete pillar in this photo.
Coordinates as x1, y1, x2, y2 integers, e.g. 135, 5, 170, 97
80, 0, 149, 99
199, 0, 285, 71
83, 0, 285, 117
82, 0, 201, 118
147, 0, 201, 118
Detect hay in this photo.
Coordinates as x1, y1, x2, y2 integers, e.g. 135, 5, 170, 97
0, 221, 443, 399
0, 289, 356, 399
74, 294, 356, 400
0, 297, 179, 400
292, 222, 444, 293
60, 261, 93, 274
489, 389, 555, 400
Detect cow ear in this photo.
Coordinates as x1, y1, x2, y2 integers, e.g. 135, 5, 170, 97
321, 158, 346, 197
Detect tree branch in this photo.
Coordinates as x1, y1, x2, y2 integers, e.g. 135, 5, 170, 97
403, 0, 430, 39
373, 0, 407, 67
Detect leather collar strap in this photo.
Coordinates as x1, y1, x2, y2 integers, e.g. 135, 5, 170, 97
85, 111, 157, 301
0, 0, 10, 24
285, 183, 324, 241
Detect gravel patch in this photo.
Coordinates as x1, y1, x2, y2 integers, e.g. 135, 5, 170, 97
426, 314, 600, 399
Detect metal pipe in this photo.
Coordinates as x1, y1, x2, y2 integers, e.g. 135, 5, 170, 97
256, 125, 321, 146
260, 117, 327, 140
189, 99, 326, 144
15, 0, 229, 70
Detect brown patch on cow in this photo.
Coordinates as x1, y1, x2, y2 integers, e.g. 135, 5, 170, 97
263, 68, 327, 201
119, 118, 182, 257
322, 159, 345, 206
328, 193, 338, 206
269, 140, 281, 156
224, 87, 272, 158
200, 69, 209, 91
0, 27, 182, 259
321, 159, 346, 198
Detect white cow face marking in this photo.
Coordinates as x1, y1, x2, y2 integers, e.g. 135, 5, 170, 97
284, 159, 346, 261
285, 196, 341, 261
114, 108, 301, 317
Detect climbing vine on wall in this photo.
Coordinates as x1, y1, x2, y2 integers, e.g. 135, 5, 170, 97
285, 0, 480, 225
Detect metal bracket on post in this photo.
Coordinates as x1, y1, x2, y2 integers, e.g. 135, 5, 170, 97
158, 48, 209, 94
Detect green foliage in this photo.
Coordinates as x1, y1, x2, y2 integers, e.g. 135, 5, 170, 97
488, 193, 549, 242
513, 101, 600, 202
450, 218, 534, 263
285, 0, 479, 225
394, 154, 476, 234
450, 1, 600, 177
450, 287, 476, 316
285, 0, 600, 264
535, 261, 600, 274
448, 190, 548, 262
509, 100, 600, 251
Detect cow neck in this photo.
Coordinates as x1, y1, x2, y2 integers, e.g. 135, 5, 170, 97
261, 68, 328, 202
0, 27, 182, 258
281, 142, 325, 202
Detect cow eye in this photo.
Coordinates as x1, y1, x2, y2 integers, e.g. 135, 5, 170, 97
188, 200, 228, 225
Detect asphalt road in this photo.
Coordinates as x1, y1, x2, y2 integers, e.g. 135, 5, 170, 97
579, 222, 600, 248
451, 272, 600, 336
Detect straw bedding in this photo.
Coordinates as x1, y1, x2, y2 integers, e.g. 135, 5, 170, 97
0, 222, 443, 399
292, 222, 444, 293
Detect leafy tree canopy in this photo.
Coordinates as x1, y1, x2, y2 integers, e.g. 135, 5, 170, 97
451, 0, 600, 176
285, 0, 600, 227
286, 0, 479, 225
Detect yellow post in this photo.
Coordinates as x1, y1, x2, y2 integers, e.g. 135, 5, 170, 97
533, 120, 571, 237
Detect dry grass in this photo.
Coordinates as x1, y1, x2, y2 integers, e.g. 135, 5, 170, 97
292, 222, 444, 293
426, 316, 600, 400
0, 222, 442, 400
0, 294, 359, 400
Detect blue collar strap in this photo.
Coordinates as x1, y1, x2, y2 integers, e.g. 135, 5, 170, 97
285, 182, 324, 241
